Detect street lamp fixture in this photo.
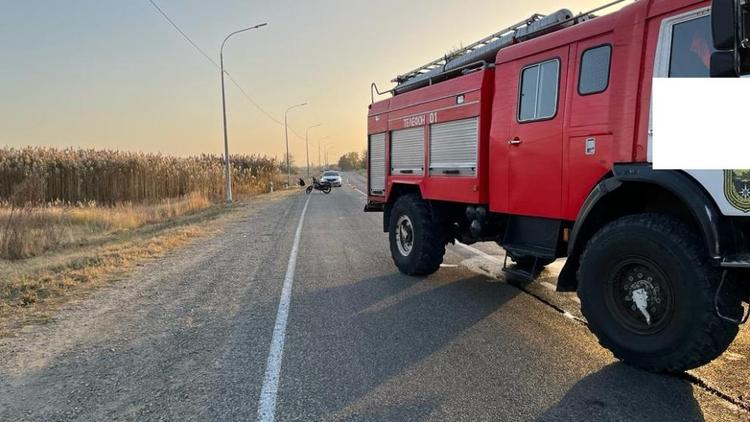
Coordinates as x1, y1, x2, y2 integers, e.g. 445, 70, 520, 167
284, 102, 307, 187
220, 22, 268, 203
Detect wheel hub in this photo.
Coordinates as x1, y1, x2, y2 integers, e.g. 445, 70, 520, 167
395, 215, 414, 256
609, 261, 673, 334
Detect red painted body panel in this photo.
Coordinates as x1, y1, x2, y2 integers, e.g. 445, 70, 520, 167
367, 0, 710, 222
369, 70, 495, 205
492, 45, 570, 219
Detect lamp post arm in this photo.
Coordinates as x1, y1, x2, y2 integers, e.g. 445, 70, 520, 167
221, 23, 268, 56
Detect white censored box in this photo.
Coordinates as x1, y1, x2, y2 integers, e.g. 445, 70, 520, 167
652, 77, 750, 170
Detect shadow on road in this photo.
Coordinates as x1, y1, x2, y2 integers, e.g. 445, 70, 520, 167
537, 363, 704, 421
280, 272, 522, 420
281, 270, 713, 421
332, 398, 440, 422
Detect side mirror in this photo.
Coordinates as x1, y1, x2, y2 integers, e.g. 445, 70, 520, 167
712, 0, 740, 51
711, 51, 739, 76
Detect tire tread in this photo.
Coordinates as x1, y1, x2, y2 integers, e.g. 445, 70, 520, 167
389, 194, 446, 276
577, 213, 741, 372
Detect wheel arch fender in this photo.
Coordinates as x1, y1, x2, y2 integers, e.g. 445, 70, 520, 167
557, 164, 728, 292
382, 183, 424, 232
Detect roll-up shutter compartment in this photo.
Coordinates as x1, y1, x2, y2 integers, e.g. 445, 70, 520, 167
369, 133, 386, 195
391, 127, 424, 175
429, 118, 478, 176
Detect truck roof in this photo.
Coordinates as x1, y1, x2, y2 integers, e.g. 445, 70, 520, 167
374, 0, 707, 103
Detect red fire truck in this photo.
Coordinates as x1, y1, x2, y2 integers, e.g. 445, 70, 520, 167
365, 0, 750, 372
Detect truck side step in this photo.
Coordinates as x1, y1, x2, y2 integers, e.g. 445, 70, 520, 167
501, 254, 540, 282
502, 215, 560, 259
502, 266, 537, 282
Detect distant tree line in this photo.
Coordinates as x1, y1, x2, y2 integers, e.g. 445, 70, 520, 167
336, 150, 367, 171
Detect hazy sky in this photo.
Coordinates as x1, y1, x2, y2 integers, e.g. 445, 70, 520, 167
0, 0, 625, 163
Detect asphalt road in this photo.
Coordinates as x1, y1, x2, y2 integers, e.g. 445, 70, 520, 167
0, 173, 746, 421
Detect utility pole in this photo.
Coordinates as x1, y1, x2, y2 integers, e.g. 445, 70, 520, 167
324, 144, 335, 168
284, 102, 307, 187
220, 23, 267, 203
305, 124, 321, 177
318, 137, 330, 170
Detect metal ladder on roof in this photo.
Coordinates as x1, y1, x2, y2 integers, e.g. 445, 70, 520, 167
392, 13, 547, 84
378, 0, 629, 98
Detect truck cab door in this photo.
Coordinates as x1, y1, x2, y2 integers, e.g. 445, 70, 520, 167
505, 46, 568, 218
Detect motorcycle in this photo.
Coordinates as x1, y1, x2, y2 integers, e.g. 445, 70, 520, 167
302, 176, 332, 194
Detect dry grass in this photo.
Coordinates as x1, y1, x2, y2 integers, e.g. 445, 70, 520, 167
0, 193, 212, 260
0, 223, 207, 336
65, 193, 211, 230
0, 189, 298, 337
0, 145, 289, 334
0, 146, 283, 261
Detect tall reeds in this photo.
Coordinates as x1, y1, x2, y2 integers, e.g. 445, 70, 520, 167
0, 147, 280, 205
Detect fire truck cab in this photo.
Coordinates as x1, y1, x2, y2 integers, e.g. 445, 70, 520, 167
366, 0, 750, 372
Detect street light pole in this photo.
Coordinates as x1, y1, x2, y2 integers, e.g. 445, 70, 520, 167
317, 136, 330, 170
305, 124, 321, 177
324, 144, 335, 168
284, 102, 307, 187
220, 22, 267, 203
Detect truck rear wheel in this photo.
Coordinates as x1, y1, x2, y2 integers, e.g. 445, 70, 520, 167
389, 195, 446, 276
578, 213, 742, 372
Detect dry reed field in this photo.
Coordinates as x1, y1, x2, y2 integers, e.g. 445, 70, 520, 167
0, 147, 282, 260
0, 146, 279, 204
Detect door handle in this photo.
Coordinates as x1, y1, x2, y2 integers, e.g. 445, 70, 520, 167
508, 137, 522, 146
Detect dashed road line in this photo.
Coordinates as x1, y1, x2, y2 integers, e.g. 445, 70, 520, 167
257, 194, 311, 422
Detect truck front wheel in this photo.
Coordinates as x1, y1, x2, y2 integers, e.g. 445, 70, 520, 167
388, 194, 446, 276
578, 213, 743, 372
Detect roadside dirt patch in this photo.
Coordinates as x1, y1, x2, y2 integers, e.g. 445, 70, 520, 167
0, 190, 298, 337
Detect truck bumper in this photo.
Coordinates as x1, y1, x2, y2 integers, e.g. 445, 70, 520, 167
364, 201, 385, 213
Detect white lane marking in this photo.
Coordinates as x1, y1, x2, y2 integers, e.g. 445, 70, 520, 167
257, 194, 311, 422
352, 186, 367, 197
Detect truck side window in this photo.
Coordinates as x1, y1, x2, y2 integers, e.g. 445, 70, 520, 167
579, 45, 612, 95
669, 16, 715, 77
518, 59, 560, 122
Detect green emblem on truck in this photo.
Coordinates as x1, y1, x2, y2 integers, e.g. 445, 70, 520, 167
724, 170, 750, 213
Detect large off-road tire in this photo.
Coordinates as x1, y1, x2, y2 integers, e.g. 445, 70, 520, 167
578, 213, 743, 373
389, 194, 446, 276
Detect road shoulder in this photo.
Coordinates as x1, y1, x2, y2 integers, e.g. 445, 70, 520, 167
0, 190, 298, 337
